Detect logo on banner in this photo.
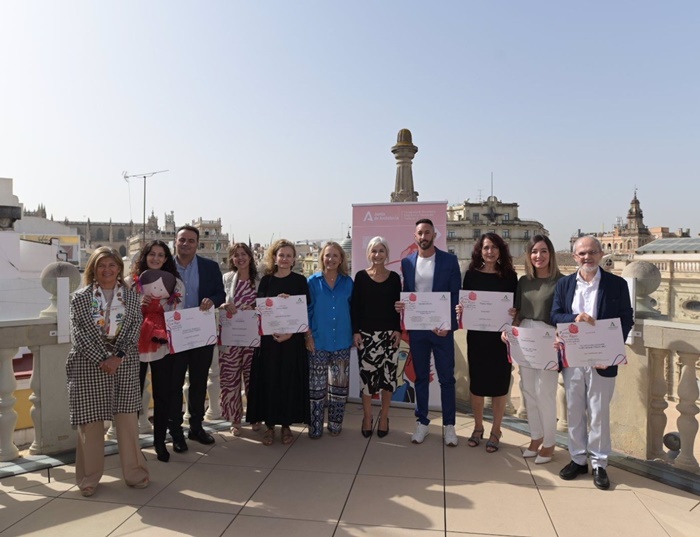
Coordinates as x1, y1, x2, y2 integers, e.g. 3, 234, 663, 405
364, 211, 374, 222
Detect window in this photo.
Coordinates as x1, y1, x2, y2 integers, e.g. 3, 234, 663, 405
473, 229, 481, 239
117, 229, 126, 240
200, 242, 204, 249
503, 214, 509, 221
472, 213, 480, 222
502, 230, 510, 238
524, 230, 530, 239
447, 230, 456, 239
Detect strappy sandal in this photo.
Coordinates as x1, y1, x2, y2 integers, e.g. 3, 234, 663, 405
281, 427, 294, 445
467, 428, 484, 447
485, 431, 502, 453
80, 486, 96, 497
262, 427, 275, 446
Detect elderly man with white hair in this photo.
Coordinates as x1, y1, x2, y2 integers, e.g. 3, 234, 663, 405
551, 236, 633, 490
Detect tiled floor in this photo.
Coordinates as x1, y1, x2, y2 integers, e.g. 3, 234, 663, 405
1, 404, 699, 536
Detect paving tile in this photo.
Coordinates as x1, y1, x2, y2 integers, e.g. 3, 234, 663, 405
337, 523, 444, 536
359, 430, 444, 479
0, 470, 49, 493
614, 468, 700, 510
277, 428, 368, 474
445, 440, 534, 485
445, 481, 556, 536
7, 479, 75, 498
0, 497, 139, 536
241, 468, 354, 522
341, 474, 445, 531
0, 491, 52, 533
45, 452, 124, 484
147, 463, 270, 514
197, 435, 293, 469
540, 486, 670, 537
223, 515, 336, 536
111, 505, 235, 536
634, 493, 700, 537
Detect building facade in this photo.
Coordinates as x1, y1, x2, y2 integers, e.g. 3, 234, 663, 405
446, 195, 547, 265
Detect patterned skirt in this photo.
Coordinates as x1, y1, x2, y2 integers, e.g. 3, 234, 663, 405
358, 330, 399, 396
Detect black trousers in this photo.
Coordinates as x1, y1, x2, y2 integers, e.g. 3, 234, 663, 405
140, 358, 176, 445
169, 345, 214, 434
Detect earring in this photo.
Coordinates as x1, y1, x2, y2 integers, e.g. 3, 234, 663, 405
496, 258, 501, 265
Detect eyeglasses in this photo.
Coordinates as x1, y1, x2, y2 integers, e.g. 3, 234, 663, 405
575, 250, 601, 257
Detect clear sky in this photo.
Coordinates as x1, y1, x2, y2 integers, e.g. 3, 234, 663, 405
1, 1, 698, 251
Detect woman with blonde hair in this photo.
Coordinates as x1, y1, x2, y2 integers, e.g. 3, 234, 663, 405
247, 239, 310, 445
306, 241, 353, 438
350, 236, 401, 438
66, 247, 149, 496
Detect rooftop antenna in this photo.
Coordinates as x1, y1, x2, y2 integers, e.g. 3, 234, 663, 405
123, 169, 170, 246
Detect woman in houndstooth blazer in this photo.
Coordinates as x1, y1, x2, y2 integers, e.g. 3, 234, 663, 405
66, 247, 149, 497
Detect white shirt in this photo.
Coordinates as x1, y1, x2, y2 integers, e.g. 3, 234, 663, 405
415, 254, 436, 293
572, 267, 601, 317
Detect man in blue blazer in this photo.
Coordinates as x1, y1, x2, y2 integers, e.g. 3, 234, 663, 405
170, 225, 226, 453
398, 219, 461, 446
551, 236, 633, 490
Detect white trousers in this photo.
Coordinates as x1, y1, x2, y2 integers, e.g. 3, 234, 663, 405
562, 366, 615, 469
518, 319, 559, 447
519, 366, 559, 447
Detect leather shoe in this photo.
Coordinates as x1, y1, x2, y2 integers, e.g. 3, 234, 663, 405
559, 461, 588, 480
593, 467, 610, 490
154, 442, 170, 462
188, 428, 215, 445
171, 435, 188, 453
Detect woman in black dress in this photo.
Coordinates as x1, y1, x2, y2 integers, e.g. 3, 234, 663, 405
351, 236, 401, 438
246, 239, 310, 446
460, 233, 517, 453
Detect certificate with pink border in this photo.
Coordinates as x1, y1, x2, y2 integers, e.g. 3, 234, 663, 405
557, 318, 627, 368
506, 326, 559, 370
256, 295, 309, 335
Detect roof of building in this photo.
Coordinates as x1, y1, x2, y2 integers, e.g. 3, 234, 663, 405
636, 238, 700, 254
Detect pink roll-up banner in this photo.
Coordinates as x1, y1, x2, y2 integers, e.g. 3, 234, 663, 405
350, 202, 448, 410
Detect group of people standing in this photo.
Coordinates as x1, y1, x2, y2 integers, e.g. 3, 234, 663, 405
65, 219, 632, 497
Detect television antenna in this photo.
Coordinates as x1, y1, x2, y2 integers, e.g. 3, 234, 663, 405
123, 170, 170, 246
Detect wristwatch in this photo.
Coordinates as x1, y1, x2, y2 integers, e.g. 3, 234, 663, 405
115, 350, 126, 359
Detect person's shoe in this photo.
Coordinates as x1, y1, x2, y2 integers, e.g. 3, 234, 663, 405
80, 486, 96, 497
130, 477, 150, 490
522, 448, 539, 458
559, 461, 588, 480
411, 422, 430, 444
155, 442, 170, 462
535, 454, 552, 464
171, 435, 188, 453
361, 417, 373, 438
188, 428, 215, 445
377, 418, 390, 438
444, 425, 458, 447
592, 467, 610, 490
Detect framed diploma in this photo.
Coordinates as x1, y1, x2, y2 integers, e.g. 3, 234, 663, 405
458, 290, 513, 332
219, 309, 261, 347
164, 307, 218, 353
505, 326, 559, 370
256, 295, 309, 335
557, 318, 627, 368
399, 292, 452, 331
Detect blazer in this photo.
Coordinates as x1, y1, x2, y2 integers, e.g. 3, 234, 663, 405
401, 247, 462, 331
551, 268, 634, 377
223, 270, 260, 304
196, 255, 226, 307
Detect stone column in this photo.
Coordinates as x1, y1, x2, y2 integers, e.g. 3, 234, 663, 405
205, 346, 222, 421
673, 352, 699, 473
648, 348, 669, 460
0, 347, 20, 461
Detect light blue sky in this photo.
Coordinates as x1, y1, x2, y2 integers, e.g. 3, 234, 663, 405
1, 1, 698, 251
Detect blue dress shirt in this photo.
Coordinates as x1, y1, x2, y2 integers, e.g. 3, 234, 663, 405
176, 257, 200, 309
307, 272, 353, 352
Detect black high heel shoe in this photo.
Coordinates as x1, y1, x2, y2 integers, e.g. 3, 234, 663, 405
377, 415, 389, 438
361, 417, 373, 438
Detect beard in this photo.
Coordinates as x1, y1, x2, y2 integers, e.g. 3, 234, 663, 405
418, 238, 434, 250
579, 263, 599, 274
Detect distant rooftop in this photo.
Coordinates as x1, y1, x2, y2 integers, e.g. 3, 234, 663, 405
636, 237, 700, 254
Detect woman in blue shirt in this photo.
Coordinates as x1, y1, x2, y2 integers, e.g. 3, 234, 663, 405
305, 241, 354, 438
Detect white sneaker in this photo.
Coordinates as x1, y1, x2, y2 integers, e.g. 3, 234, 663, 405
444, 425, 458, 447
411, 422, 430, 444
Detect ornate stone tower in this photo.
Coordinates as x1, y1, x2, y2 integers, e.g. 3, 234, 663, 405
390, 128, 419, 202
626, 190, 646, 232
